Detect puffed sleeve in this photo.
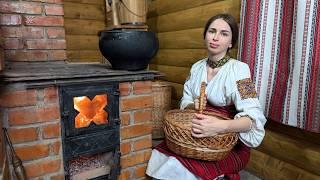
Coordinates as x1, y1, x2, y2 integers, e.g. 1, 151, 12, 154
180, 59, 205, 109
180, 62, 197, 109
180, 74, 194, 109
229, 63, 266, 147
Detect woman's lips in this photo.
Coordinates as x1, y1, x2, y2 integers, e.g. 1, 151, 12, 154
209, 43, 219, 48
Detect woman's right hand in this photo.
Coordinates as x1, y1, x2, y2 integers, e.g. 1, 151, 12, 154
191, 113, 229, 137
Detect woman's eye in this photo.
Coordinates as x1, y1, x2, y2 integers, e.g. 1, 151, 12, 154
208, 30, 215, 34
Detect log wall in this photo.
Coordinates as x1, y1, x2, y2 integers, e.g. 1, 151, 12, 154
248, 121, 320, 179
0, 27, 5, 70
147, 0, 320, 179
64, 0, 106, 63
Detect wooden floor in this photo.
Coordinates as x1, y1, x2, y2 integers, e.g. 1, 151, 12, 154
240, 170, 262, 180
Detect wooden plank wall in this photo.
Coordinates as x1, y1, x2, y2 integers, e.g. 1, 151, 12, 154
0, 30, 4, 71
248, 121, 320, 179
64, 0, 106, 63
147, 0, 240, 107
147, 0, 320, 179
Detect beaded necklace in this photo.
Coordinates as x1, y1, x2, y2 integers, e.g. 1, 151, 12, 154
207, 55, 230, 69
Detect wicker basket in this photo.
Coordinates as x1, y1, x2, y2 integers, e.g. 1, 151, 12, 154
152, 81, 172, 139
163, 82, 238, 161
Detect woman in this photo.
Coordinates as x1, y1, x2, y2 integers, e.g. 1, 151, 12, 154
146, 14, 266, 180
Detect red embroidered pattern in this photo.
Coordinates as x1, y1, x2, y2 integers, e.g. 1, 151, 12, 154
236, 78, 257, 99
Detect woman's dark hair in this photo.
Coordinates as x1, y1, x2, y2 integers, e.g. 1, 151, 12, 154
203, 14, 239, 49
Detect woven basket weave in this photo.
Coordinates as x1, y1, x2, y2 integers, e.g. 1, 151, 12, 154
152, 81, 171, 139
163, 82, 238, 161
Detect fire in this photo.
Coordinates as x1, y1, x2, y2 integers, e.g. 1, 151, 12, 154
73, 94, 108, 128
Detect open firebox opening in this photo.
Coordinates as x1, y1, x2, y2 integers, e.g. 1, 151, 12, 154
69, 151, 114, 180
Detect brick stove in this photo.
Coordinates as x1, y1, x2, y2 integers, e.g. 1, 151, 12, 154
0, 62, 159, 179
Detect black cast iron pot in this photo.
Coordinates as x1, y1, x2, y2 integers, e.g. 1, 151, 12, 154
99, 30, 159, 71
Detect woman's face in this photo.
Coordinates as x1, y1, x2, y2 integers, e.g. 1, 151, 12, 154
205, 18, 232, 58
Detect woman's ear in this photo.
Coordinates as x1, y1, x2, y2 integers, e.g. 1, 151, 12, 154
229, 44, 232, 48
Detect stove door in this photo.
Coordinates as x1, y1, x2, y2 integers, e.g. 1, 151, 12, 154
60, 83, 120, 137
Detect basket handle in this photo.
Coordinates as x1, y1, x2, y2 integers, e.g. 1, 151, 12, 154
199, 82, 206, 114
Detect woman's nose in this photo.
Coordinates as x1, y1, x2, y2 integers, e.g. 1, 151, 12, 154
212, 33, 219, 40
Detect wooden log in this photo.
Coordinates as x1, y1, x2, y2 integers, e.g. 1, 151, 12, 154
151, 48, 239, 67
64, 2, 106, 20
67, 50, 103, 62
166, 82, 184, 100
158, 28, 204, 49
0, 47, 4, 71
256, 129, 320, 176
64, 0, 105, 5
157, 32, 241, 51
64, 0, 106, 63
149, 64, 190, 84
66, 35, 99, 50
148, 0, 224, 17
65, 19, 105, 35
150, 49, 207, 67
266, 120, 320, 146
147, 0, 240, 33
247, 149, 320, 180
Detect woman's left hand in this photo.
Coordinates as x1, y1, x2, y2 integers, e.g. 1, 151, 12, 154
191, 113, 229, 138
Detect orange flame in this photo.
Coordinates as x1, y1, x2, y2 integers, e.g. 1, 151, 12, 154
73, 94, 108, 128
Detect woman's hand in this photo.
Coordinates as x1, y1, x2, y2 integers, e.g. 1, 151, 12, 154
191, 113, 229, 138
